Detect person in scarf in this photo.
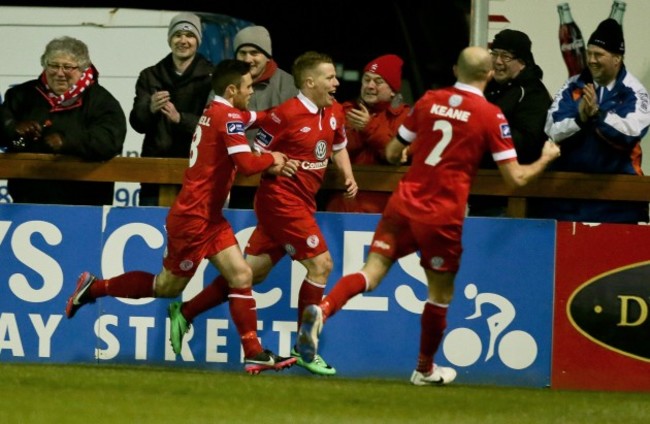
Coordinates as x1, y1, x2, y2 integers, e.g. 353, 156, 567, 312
325, 54, 411, 213
130, 13, 214, 206
0, 36, 126, 205
227, 25, 298, 209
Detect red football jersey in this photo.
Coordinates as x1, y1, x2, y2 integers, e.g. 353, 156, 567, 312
254, 93, 347, 213
392, 82, 516, 225
170, 97, 258, 221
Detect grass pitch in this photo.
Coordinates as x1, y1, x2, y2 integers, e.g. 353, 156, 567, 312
1, 363, 648, 424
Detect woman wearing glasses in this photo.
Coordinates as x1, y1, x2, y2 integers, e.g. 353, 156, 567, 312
0, 36, 126, 205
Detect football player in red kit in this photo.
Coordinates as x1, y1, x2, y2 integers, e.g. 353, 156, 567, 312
297, 47, 561, 385
169, 51, 358, 376
65, 60, 296, 375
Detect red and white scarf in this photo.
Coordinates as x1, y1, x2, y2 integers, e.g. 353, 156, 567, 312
38, 65, 97, 111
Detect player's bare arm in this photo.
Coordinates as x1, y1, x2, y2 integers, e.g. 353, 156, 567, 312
498, 141, 560, 188
332, 148, 358, 198
385, 136, 407, 165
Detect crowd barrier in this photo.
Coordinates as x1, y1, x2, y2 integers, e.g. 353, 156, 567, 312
2, 153, 650, 214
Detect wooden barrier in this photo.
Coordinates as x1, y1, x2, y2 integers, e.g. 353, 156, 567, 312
2, 153, 650, 217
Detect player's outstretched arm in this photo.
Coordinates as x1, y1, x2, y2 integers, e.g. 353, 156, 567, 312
385, 137, 408, 165
498, 141, 561, 188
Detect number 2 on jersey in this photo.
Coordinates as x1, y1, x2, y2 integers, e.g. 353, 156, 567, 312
424, 119, 452, 167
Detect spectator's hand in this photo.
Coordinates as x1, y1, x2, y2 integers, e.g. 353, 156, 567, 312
150, 90, 170, 114
43, 132, 64, 152
15, 120, 43, 141
346, 103, 370, 131
541, 140, 561, 161
578, 84, 599, 122
343, 177, 358, 198
161, 102, 181, 124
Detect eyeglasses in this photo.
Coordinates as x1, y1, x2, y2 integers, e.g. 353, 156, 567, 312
489, 51, 516, 63
46, 63, 80, 73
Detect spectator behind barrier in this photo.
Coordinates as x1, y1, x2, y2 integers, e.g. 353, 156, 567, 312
0, 36, 126, 205
469, 29, 552, 217
325, 54, 410, 213
130, 12, 214, 206
226, 25, 298, 209
540, 18, 650, 224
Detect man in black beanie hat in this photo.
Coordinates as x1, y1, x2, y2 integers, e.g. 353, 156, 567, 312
539, 18, 650, 224
469, 29, 552, 217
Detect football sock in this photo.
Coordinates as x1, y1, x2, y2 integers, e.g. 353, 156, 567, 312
181, 275, 229, 321
229, 287, 262, 359
90, 271, 155, 299
298, 278, 325, 327
320, 272, 367, 320
417, 301, 448, 373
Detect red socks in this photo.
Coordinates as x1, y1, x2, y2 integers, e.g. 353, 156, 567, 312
229, 287, 262, 359
320, 272, 367, 320
180, 275, 230, 322
416, 302, 448, 373
298, 279, 325, 327
90, 271, 155, 299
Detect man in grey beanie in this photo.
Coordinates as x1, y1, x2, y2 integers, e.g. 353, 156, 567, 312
130, 12, 213, 206
227, 25, 298, 209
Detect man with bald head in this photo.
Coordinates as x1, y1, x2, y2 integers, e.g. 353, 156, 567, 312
296, 46, 561, 386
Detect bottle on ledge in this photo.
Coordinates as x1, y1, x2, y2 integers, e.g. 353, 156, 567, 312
609, 0, 625, 25
557, 2, 587, 77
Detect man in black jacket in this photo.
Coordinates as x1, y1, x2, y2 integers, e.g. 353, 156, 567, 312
468, 29, 552, 217
130, 12, 213, 206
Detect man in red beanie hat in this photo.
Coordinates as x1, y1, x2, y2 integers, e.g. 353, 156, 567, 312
326, 54, 411, 213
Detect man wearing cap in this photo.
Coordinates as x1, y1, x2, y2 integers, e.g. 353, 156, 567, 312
228, 25, 298, 209
540, 18, 650, 223
326, 54, 411, 213
469, 29, 551, 217
130, 12, 213, 206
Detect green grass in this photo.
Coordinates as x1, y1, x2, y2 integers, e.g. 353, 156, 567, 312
1, 363, 648, 424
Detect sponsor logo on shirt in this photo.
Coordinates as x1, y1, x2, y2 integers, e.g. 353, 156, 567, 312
500, 123, 511, 139
300, 126, 311, 133
301, 159, 329, 170
226, 121, 245, 134
271, 112, 281, 124
314, 140, 328, 160
329, 116, 337, 130
255, 128, 273, 146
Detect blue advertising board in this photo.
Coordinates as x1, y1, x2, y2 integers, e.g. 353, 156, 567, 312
0, 204, 555, 387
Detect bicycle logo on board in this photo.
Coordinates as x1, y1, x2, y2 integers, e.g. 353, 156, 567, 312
442, 283, 538, 370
